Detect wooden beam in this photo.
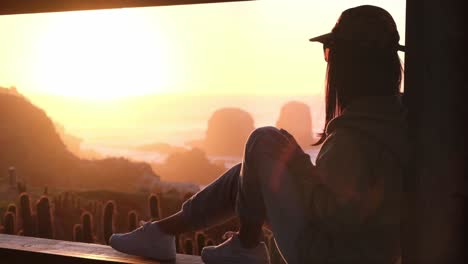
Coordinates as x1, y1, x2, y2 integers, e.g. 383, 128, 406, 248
0, 234, 202, 264
0, 0, 253, 15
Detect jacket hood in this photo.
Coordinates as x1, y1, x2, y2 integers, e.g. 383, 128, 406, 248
326, 95, 409, 164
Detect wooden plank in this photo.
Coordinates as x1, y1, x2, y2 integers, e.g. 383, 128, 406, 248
0, 234, 202, 264
0, 0, 253, 16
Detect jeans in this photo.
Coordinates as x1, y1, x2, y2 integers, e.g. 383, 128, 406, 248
180, 127, 310, 264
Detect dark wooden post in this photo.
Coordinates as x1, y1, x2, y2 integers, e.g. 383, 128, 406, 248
403, 0, 466, 263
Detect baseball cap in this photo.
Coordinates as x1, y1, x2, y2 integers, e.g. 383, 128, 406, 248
309, 5, 405, 52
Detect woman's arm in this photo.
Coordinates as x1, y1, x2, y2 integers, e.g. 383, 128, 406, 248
314, 129, 388, 225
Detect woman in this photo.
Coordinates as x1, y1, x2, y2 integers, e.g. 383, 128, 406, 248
110, 5, 408, 264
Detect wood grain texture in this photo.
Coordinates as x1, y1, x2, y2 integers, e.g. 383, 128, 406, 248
0, 0, 253, 15
0, 234, 202, 264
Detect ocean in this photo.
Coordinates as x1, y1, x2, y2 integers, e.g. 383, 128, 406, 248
74, 94, 325, 171
77, 94, 325, 149
84, 144, 321, 167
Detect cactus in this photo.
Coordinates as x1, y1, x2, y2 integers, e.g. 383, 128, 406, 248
81, 212, 94, 243
36, 196, 54, 239
205, 238, 215, 247
55, 194, 62, 215
19, 193, 36, 236
184, 238, 194, 255
148, 194, 161, 221
64, 192, 71, 210
7, 203, 17, 215
94, 201, 103, 242
127, 210, 138, 232
93, 201, 97, 214
57, 194, 62, 212
3, 212, 16, 234
195, 232, 206, 255
73, 224, 84, 242
103, 200, 116, 245
71, 195, 76, 209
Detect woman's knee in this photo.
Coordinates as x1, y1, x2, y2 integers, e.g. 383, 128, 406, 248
245, 126, 285, 155
250, 126, 281, 140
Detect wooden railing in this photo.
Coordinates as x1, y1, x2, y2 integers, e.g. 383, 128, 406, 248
0, 234, 202, 264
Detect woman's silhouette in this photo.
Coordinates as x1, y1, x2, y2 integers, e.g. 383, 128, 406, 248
110, 5, 408, 264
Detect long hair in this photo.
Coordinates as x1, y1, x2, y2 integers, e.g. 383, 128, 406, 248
314, 42, 403, 145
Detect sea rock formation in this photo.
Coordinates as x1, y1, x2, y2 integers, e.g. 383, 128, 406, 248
276, 101, 314, 148
203, 108, 255, 156
152, 148, 226, 186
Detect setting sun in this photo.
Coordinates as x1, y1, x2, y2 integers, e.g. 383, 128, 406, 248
29, 9, 174, 100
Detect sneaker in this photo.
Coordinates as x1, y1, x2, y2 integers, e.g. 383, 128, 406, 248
201, 232, 271, 264
109, 221, 176, 261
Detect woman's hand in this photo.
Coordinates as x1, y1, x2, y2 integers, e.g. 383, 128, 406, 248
263, 128, 318, 179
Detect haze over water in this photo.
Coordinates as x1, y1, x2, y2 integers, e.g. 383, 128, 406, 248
29, 93, 323, 165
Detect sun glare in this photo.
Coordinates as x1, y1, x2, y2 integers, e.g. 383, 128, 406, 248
30, 9, 173, 100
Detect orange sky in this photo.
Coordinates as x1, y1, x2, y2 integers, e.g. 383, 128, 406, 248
0, 0, 406, 147
0, 0, 405, 98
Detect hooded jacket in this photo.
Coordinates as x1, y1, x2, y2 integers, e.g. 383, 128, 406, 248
297, 95, 409, 263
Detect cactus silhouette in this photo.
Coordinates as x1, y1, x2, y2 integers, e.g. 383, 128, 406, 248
95, 201, 103, 243
127, 210, 138, 232
103, 200, 116, 245
73, 224, 84, 242
92, 201, 97, 215
81, 212, 94, 243
63, 192, 70, 213
195, 232, 206, 255
184, 238, 194, 255
3, 212, 16, 235
19, 193, 36, 236
7, 203, 17, 215
148, 194, 161, 221
53, 196, 58, 212
36, 196, 54, 238
206, 239, 214, 246
57, 195, 62, 212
